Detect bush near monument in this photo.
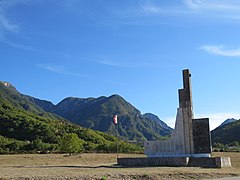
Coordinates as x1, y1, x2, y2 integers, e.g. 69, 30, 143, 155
60, 133, 84, 155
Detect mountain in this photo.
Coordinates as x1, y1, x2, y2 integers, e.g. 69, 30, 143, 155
142, 113, 173, 132
40, 95, 172, 141
0, 81, 172, 142
0, 81, 17, 92
0, 81, 62, 120
219, 118, 238, 127
0, 81, 141, 153
211, 119, 240, 144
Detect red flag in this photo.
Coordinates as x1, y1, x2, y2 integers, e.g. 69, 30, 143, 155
113, 115, 118, 124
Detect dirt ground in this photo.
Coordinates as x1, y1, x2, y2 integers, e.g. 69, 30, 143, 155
0, 152, 240, 180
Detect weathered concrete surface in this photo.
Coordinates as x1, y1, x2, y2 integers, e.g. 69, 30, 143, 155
188, 157, 231, 168
144, 69, 212, 158
118, 157, 189, 167
118, 157, 232, 168
215, 157, 232, 168
192, 118, 212, 154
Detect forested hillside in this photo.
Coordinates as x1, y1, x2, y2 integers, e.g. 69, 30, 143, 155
34, 95, 172, 141
211, 119, 240, 145
0, 82, 142, 154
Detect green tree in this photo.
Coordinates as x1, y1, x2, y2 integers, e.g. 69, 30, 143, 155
60, 133, 84, 155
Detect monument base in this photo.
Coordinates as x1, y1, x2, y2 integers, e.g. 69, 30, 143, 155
147, 153, 211, 158
117, 157, 231, 168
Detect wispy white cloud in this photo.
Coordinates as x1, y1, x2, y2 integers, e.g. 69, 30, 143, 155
140, 5, 161, 15
184, 0, 240, 19
138, 0, 240, 21
165, 112, 240, 131
184, 0, 240, 11
0, 0, 29, 38
97, 60, 123, 67
46, 0, 240, 28
3, 40, 44, 52
199, 45, 240, 57
37, 64, 88, 78
139, 3, 189, 16
96, 59, 154, 68
0, 14, 19, 34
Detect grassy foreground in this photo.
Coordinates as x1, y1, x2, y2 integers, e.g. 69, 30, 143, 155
0, 152, 240, 180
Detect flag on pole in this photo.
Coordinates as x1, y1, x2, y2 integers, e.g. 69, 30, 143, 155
113, 115, 118, 124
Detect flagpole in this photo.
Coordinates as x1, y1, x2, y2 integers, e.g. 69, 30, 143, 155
114, 114, 119, 160
116, 120, 118, 159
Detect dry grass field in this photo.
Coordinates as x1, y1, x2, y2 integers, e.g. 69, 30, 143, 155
0, 152, 240, 180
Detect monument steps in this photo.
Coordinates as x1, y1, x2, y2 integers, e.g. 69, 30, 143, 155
118, 156, 231, 168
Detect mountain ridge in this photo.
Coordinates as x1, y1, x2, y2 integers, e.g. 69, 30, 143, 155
2, 81, 240, 146
142, 113, 173, 132
0, 81, 172, 141
44, 94, 172, 141
219, 118, 238, 127
211, 118, 240, 144
0, 81, 142, 153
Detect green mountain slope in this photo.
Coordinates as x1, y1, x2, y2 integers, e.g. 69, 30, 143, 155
0, 81, 141, 153
0, 81, 62, 120
15, 85, 172, 141
0, 81, 172, 142
211, 119, 240, 144
43, 95, 172, 141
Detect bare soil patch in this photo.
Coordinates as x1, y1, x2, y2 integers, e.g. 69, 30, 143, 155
0, 152, 239, 179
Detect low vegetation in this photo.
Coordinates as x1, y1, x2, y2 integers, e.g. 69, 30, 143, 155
213, 141, 240, 153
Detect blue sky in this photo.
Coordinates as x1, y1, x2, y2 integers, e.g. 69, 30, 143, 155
1, 0, 240, 130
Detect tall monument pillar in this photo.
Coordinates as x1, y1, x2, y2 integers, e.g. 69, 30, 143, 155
178, 69, 194, 155
144, 69, 212, 157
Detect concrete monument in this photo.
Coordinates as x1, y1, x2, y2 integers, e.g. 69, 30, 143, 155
118, 69, 231, 168
144, 69, 211, 157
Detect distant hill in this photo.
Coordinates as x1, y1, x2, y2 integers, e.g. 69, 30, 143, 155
219, 118, 238, 127
211, 119, 240, 144
37, 95, 172, 141
0, 81, 141, 153
142, 113, 173, 132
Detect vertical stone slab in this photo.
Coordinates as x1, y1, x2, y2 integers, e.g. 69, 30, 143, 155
182, 107, 194, 155
179, 69, 193, 109
171, 108, 185, 154
178, 69, 194, 155
192, 118, 211, 154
